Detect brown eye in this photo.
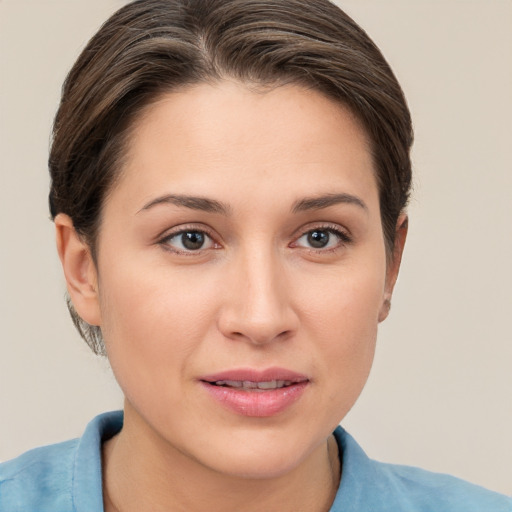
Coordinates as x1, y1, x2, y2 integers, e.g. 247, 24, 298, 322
307, 230, 330, 248
181, 231, 206, 250
295, 227, 349, 251
163, 230, 214, 252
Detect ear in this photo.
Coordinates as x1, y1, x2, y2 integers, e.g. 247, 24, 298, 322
378, 214, 408, 323
55, 214, 101, 326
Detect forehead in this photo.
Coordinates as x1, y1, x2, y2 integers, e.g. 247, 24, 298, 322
113, 81, 378, 213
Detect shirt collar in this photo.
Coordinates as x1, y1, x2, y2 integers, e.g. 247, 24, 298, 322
73, 411, 123, 512
71, 412, 391, 512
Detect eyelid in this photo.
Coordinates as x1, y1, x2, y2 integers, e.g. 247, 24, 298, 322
290, 222, 352, 250
157, 224, 221, 254
155, 222, 351, 255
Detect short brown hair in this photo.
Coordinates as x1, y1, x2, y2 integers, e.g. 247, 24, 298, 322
49, 0, 413, 355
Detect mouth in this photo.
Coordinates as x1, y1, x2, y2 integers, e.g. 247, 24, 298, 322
208, 379, 298, 391
199, 368, 310, 417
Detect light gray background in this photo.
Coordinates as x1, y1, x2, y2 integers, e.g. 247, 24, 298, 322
1, 0, 511, 495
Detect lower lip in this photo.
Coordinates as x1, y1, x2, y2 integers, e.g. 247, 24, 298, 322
200, 381, 309, 417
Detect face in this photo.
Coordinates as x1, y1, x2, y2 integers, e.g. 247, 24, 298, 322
70, 82, 402, 478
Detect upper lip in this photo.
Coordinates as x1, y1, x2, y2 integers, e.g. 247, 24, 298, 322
200, 367, 309, 384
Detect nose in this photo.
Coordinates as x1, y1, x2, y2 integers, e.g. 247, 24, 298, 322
217, 246, 299, 346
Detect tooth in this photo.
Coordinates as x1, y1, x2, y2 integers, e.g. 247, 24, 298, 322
224, 380, 242, 388
212, 379, 295, 390
257, 380, 277, 389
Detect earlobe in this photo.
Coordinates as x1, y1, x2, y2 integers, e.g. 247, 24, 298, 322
378, 214, 408, 323
55, 214, 101, 326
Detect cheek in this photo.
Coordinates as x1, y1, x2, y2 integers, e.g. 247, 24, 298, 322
96, 260, 221, 390
297, 259, 385, 389
299, 255, 385, 334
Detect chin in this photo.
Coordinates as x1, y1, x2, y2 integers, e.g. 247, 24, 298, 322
192, 427, 323, 480
210, 451, 306, 480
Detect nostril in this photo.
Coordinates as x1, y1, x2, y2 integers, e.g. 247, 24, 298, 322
216, 286, 299, 345
241, 328, 293, 346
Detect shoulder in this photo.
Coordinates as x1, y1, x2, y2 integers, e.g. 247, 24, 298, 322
374, 460, 512, 511
0, 439, 78, 512
0, 411, 123, 512
331, 426, 512, 512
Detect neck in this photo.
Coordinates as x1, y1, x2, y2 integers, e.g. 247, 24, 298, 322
102, 404, 341, 512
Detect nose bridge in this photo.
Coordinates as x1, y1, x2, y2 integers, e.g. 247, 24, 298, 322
244, 244, 282, 316
219, 240, 296, 345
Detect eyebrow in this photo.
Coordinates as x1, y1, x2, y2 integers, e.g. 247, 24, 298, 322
138, 192, 367, 216
292, 193, 368, 213
138, 194, 231, 215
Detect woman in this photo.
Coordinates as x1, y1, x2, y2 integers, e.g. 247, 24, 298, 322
0, 1, 510, 510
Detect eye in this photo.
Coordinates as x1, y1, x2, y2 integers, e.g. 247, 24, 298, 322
161, 229, 216, 253
294, 227, 349, 250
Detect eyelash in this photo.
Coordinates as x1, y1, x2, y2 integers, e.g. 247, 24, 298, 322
291, 224, 352, 253
158, 225, 219, 256
157, 223, 352, 255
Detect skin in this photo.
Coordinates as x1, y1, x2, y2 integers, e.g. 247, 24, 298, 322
56, 81, 407, 512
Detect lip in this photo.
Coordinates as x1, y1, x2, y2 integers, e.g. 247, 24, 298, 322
199, 367, 310, 417
201, 367, 309, 383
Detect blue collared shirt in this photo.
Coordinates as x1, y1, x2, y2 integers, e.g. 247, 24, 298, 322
1, 411, 510, 511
